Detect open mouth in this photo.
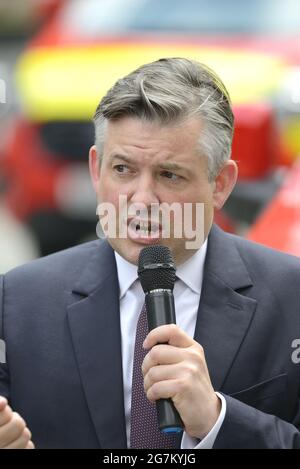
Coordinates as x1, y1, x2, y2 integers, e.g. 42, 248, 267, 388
134, 220, 159, 233
127, 218, 161, 240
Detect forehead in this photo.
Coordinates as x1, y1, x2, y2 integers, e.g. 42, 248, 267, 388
103, 116, 203, 155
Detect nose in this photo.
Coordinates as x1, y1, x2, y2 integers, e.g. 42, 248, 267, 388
129, 173, 159, 207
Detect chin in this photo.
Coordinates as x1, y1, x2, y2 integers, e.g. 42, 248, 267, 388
107, 238, 143, 266
124, 247, 141, 266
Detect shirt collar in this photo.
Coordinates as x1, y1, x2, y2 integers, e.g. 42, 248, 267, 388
115, 251, 138, 299
176, 239, 207, 294
115, 239, 208, 299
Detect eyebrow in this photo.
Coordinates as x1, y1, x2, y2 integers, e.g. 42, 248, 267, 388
158, 162, 186, 171
109, 154, 133, 164
109, 153, 190, 173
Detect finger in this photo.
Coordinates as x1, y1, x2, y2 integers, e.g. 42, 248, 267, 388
0, 404, 13, 427
144, 363, 182, 392
3, 428, 32, 449
26, 440, 35, 449
142, 344, 186, 375
0, 396, 7, 412
146, 379, 182, 403
0, 412, 26, 448
143, 324, 194, 350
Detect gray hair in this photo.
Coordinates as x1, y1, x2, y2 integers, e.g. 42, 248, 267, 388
93, 57, 234, 180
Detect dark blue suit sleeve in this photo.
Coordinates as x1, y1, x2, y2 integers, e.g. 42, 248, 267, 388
0, 275, 10, 401
213, 394, 300, 449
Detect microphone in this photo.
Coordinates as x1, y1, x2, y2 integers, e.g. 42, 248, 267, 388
138, 245, 183, 434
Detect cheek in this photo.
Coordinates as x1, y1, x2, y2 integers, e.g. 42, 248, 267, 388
177, 185, 214, 205
98, 179, 128, 219
97, 171, 117, 202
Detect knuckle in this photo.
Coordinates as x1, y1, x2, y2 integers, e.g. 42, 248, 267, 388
150, 382, 160, 400
198, 342, 204, 353
199, 346, 205, 360
12, 413, 26, 433
4, 405, 12, 416
23, 427, 32, 441
18, 434, 28, 448
141, 356, 148, 371
185, 362, 198, 377
194, 342, 204, 356
147, 367, 155, 382
190, 345, 205, 365
143, 378, 148, 392
150, 346, 160, 362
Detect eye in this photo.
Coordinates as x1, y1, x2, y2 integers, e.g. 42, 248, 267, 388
113, 164, 130, 174
160, 171, 181, 181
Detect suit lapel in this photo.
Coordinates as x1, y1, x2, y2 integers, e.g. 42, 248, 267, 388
194, 225, 257, 391
67, 241, 127, 448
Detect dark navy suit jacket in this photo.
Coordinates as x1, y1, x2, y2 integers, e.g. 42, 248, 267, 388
0, 225, 300, 448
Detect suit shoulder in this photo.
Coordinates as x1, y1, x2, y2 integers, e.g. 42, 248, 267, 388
226, 232, 300, 283
234, 234, 300, 266
4, 240, 101, 288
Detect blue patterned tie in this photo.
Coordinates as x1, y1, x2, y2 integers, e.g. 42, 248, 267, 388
129, 304, 180, 449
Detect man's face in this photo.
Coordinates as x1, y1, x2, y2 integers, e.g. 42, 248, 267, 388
90, 116, 236, 265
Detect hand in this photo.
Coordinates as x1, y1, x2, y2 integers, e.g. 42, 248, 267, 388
142, 324, 221, 440
0, 396, 35, 449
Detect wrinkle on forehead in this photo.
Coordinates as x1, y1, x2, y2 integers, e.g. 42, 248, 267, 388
103, 116, 204, 164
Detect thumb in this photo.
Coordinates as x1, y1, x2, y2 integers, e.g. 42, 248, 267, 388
0, 396, 8, 412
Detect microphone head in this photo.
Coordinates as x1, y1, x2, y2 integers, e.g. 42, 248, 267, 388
138, 245, 176, 293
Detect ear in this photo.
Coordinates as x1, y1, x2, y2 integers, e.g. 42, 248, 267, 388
89, 145, 101, 194
213, 160, 238, 210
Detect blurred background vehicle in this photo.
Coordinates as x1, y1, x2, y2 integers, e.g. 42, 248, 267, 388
0, 198, 39, 274
0, 146, 38, 273
1, 0, 300, 260
0, 0, 64, 39
247, 159, 300, 257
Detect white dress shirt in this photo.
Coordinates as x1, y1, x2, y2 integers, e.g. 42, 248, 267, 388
115, 240, 226, 449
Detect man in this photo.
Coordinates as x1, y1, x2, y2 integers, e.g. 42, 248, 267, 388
0, 58, 300, 449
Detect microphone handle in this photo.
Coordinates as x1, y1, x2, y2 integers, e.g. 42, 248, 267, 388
145, 290, 183, 434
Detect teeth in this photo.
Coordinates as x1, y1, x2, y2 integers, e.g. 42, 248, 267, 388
133, 220, 159, 233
